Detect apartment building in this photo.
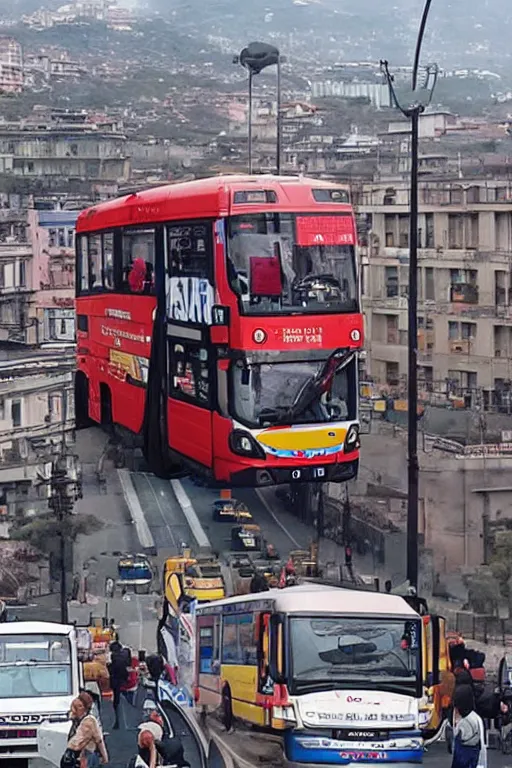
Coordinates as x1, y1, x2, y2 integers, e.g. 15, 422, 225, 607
0, 37, 23, 94
0, 195, 79, 528
357, 178, 512, 407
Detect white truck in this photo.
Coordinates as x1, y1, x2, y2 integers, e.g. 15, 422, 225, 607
0, 620, 81, 767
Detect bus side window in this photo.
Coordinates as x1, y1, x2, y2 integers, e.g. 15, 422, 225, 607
102, 233, 114, 290
78, 235, 89, 294
88, 234, 103, 292
122, 228, 156, 294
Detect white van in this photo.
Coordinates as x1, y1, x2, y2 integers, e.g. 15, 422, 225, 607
0, 620, 80, 766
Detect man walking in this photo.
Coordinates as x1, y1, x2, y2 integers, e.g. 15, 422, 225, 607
108, 641, 130, 729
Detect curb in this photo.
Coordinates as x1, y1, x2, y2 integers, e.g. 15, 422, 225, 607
117, 468, 157, 555
170, 479, 211, 553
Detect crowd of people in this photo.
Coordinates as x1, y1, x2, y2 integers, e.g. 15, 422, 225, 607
61, 642, 188, 768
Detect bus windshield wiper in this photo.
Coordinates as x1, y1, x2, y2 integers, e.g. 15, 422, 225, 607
260, 348, 354, 426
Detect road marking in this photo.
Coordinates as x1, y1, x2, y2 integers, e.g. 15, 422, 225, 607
140, 472, 179, 549
117, 469, 155, 551
170, 479, 211, 552
255, 489, 301, 549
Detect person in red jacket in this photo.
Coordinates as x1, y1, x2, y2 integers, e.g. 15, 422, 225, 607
120, 652, 140, 706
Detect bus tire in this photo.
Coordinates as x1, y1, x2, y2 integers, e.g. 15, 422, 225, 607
75, 371, 91, 428
221, 685, 233, 732
100, 383, 113, 427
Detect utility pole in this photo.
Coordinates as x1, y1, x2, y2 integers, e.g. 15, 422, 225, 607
49, 454, 74, 624
380, 0, 437, 590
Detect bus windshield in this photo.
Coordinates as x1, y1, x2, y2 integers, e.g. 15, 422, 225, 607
0, 634, 72, 698
227, 213, 358, 315
231, 355, 357, 429
290, 617, 420, 692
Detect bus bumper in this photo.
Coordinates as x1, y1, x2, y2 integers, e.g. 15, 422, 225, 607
225, 458, 359, 487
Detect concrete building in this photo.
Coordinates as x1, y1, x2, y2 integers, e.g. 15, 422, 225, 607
0, 196, 79, 531
0, 110, 130, 189
28, 208, 77, 346
0, 37, 23, 94
357, 177, 512, 408
0, 347, 77, 522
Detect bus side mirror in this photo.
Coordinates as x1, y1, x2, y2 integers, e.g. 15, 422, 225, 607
269, 614, 286, 685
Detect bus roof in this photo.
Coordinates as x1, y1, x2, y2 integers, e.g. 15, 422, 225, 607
196, 584, 419, 618
76, 174, 352, 233
0, 621, 74, 636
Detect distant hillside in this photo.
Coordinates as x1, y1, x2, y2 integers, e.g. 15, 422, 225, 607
143, 0, 512, 72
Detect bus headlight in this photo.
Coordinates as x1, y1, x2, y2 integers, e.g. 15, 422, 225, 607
344, 424, 360, 453
229, 430, 266, 459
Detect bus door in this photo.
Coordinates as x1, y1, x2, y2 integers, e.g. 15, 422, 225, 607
422, 614, 446, 735
166, 221, 216, 469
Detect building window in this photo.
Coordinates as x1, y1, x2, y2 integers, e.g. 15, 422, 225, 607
425, 214, 434, 248
48, 393, 62, 422
448, 321, 459, 340
495, 271, 507, 306
58, 228, 66, 247
122, 228, 155, 294
385, 361, 400, 386
67, 229, 74, 249
385, 266, 398, 298
425, 268, 435, 301
11, 400, 21, 428
450, 269, 478, 304
48, 229, 57, 247
19, 261, 26, 287
384, 214, 395, 247
44, 309, 75, 342
385, 314, 398, 344
0, 398, 4, 419
398, 214, 409, 248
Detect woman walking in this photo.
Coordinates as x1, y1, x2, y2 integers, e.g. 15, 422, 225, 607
451, 686, 486, 768
65, 691, 109, 768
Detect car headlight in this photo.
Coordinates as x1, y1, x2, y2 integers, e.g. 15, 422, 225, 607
344, 424, 360, 453
229, 430, 266, 459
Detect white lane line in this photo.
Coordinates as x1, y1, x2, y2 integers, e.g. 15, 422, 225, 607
141, 472, 179, 549
255, 489, 301, 549
117, 469, 155, 550
170, 479, 211, 552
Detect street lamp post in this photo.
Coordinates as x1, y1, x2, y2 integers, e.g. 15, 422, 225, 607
233, 42, 283, 174
381, 0, 438, 590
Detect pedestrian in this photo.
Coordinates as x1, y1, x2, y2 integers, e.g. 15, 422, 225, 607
127, 729, 158, 768
250, 571, 269, 593
451, 686, 486, 768
384, 580, 392, 594
121, 649, 140, 706
63, 691, 108, 768
145, 713, 189, 767
108, 641, 131, 729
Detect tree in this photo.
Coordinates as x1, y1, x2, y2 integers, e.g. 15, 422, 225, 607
9, 513, 103, 554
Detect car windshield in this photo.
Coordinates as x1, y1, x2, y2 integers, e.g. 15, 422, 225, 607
227, 213, 358, 315
0, 634, 72, 699
290, 617, 420, 690
231, 355, 357, 429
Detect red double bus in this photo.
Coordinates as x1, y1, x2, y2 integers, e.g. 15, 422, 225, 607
75, 175, 363, 486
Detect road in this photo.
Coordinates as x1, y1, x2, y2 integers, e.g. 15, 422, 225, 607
68, 430, 208, 768
71, 429, 512, 767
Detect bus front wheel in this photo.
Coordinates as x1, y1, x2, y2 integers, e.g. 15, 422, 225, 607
221, 685, 233, 732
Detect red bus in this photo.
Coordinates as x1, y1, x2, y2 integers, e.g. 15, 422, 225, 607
75, 175, 363, 487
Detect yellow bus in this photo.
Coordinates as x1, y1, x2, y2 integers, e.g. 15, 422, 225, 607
195, 584, 441, 765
